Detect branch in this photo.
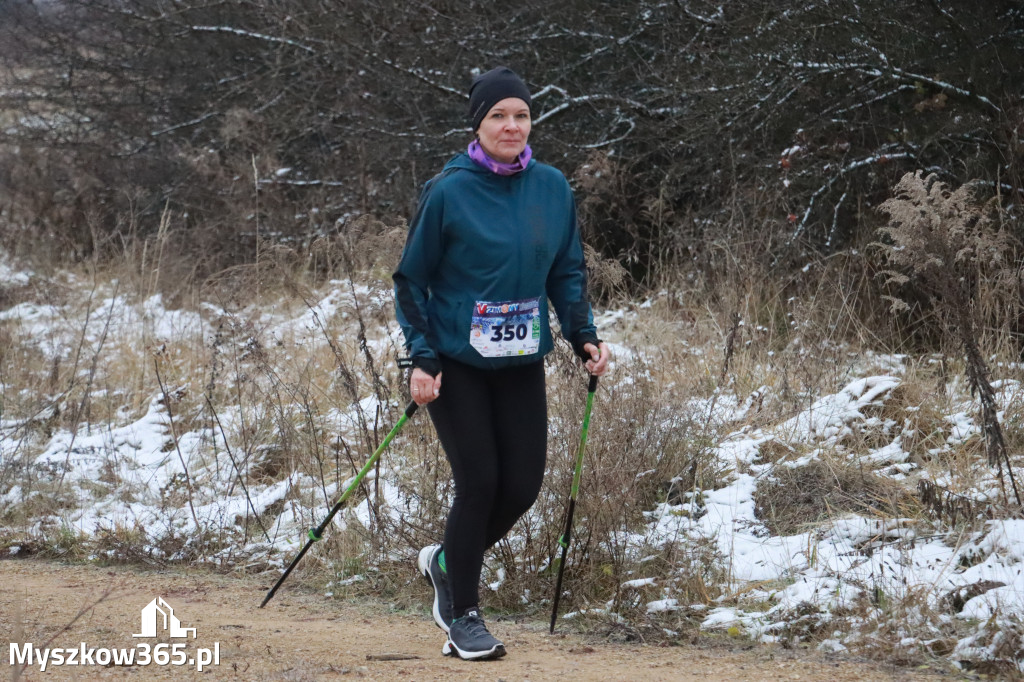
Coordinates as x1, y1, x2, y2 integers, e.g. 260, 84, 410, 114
150, 112, 217, 138
673, 1, 724, 26
927, 0, 973, 46
564, 22, 651, 72
257, 178, 347, 187
533, 85, 675, 124
576, 118, 637, 149
963, 179, 1024, 198
188, 25, 316, 53
823, 84, 915, 117
827, 191, 848, 248
369, 55, 465, 98
780, 57, 1001, 113
720, 71, 779, 129
749, 3, 824, 40
781, 150, 915, 256
882, 65, 1000, 113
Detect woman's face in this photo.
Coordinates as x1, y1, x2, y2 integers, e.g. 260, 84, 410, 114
476, 97, 531, 164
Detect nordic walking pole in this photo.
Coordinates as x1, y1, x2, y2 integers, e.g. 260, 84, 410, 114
260, 400, 419, 608
549, 374, 598, 633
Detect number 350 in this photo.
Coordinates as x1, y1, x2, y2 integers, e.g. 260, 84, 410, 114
490, 324, 528, 342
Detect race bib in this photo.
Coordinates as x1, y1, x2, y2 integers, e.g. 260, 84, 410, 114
470, 297, 541, 358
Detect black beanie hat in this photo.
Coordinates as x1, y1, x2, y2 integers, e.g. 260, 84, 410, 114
468, 67, 532, 132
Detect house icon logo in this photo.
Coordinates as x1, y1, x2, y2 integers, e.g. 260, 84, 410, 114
132, 597, 197, 639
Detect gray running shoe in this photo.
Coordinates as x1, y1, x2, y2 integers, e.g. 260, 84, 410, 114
442, 610, 506, 660
417, 544, 453, 632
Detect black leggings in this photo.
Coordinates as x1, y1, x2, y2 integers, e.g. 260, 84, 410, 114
427, 355, 547, 614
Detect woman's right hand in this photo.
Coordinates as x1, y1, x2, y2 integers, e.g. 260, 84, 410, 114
410, 367, 442, 405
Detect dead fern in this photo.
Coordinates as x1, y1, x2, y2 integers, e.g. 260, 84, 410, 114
875, 171, 1021, 506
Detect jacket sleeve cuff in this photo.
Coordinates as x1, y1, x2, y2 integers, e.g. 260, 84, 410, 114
571, 332, 601, 362
412, 356, 441, 377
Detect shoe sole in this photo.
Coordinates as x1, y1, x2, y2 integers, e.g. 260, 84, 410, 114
442, 638, 507, 660
417, 545, 450, 634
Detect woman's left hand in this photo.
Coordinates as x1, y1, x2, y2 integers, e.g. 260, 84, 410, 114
583, 342, 611, 376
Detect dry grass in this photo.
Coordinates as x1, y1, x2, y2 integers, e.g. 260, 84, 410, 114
754, 458, 916, 536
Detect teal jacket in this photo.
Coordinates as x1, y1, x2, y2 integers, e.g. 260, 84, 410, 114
393, 153, 598, 374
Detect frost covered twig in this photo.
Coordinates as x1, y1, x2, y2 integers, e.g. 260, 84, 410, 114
369, 55, 464, 98
533, 86, 676, 125
779, 151, 914, 257
779, 58, 1001, 113
205, 396, 272, 545
150, 112, 217, 138
257, 178, 347, 188
674, 2, 724, 26
188, 25, 316, 53
57, 280, 120, 490
153, 354, 204, 532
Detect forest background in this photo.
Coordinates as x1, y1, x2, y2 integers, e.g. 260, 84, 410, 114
2, 0, 1020, 292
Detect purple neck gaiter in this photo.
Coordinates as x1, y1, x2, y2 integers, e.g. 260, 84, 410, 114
468, 139, 532, 176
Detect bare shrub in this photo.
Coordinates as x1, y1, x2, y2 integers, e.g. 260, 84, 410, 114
92, 519, 154, 565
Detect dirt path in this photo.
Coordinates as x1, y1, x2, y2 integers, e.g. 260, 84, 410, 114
2, 559, 947, 681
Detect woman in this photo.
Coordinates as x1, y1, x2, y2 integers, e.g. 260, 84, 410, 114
393, 66, 610, 661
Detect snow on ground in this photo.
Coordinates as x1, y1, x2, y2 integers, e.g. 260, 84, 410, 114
631, 372, 1024, 670
0, 289, 207, 360
0, 278, 397, 563
3, 275, 1024, 670
0, 253, 31, 286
